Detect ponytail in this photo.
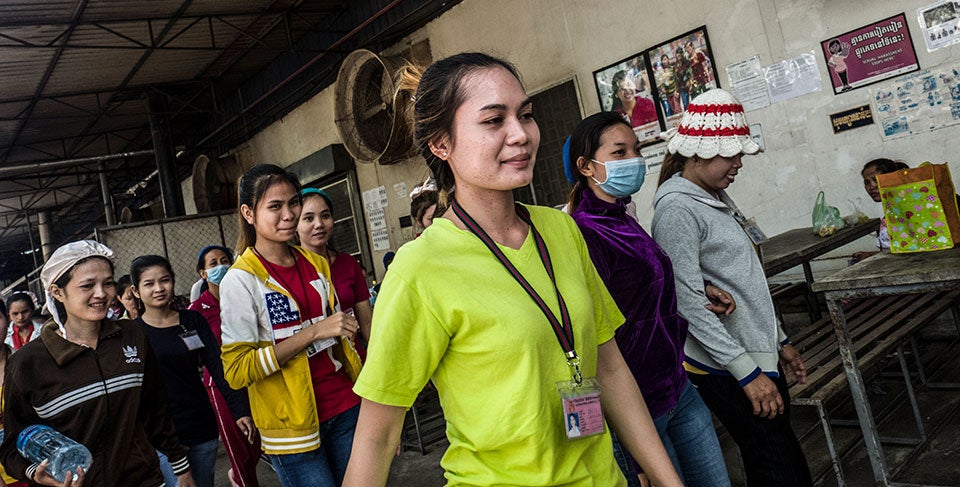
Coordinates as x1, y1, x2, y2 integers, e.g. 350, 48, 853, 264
658, 152, 689, 187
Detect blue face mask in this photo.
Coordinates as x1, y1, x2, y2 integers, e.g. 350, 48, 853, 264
205, 264, 230, 286
591, 156, 646, 198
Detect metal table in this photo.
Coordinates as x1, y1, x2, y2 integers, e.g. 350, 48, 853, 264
812, 247, 960, 486
759, 219, 880, 320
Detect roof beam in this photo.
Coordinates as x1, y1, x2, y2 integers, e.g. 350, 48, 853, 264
0, 0, 89, 164
0, 125, 145, 151
65, 0, 194, 157
0, 10, 284, 28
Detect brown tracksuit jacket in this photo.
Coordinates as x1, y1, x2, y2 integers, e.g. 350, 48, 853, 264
0, 319, 190, 486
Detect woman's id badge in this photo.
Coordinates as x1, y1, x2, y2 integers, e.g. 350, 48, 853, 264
556, 377, 604, 440
179, 330, 205, 351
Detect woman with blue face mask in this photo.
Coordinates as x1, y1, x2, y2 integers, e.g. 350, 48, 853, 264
188, 246, 262, 487
566, 112, 734, 487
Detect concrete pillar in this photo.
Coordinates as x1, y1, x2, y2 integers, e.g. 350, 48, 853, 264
98, 161, 116, 226
147, 91, 185, 218
37, 211, 55, 262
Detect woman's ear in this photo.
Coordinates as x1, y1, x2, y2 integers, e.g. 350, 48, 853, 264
50, 286, 66, 304
240, 204, 256, 225
428, 135, 450, 161
577, 156, 595, 178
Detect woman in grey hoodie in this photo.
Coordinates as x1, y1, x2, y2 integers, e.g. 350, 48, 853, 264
651, 89, 812, 487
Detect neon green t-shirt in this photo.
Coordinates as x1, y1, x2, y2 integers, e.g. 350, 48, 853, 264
354, 205, 627, 487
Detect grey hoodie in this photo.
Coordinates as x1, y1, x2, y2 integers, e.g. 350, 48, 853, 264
651, 174, 787, 385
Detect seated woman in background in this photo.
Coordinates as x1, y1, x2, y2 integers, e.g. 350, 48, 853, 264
852, 158, 909, 263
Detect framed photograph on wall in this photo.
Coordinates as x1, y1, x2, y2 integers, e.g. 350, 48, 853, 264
648, 26, 720, 129
593, 53, 661, 144
820, 13, 919, 95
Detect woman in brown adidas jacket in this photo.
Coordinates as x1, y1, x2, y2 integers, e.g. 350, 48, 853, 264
0, 241, 195, 487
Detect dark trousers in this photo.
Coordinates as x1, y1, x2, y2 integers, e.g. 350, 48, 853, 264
689, 372, 812, 487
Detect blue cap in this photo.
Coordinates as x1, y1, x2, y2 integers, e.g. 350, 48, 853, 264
562, 135, 575, 183
197, 245, 233, 268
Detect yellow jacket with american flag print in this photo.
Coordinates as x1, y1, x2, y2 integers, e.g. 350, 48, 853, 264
219, 245, 363, 455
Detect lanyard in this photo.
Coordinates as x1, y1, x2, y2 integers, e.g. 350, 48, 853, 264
451, 200, 582, 384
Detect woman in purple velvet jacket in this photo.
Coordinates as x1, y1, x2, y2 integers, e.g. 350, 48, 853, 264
565, 112, 732, 487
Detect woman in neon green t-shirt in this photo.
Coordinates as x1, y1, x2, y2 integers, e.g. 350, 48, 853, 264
343, 53, 683, 487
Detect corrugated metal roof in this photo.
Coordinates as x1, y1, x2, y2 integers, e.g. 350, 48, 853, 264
0, 50, 54, 99
0, 0, 78, 25
0, 0, 459, 279
44, 48, 147, 93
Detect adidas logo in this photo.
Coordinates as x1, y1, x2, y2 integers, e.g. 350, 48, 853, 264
123, 345, 141, 364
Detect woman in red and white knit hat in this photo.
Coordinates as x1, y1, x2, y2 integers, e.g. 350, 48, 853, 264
650, 89, 813, 487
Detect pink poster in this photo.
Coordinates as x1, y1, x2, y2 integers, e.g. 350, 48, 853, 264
820, 13, 919, 95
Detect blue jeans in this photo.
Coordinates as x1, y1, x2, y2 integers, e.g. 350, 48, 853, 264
612, 381, 729, 487
158, 437, 219, 487
610, 431, 641, 487
268, 404, 360, 487
653, 381, 730, 487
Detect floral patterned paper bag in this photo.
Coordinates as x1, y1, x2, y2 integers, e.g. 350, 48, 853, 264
877, 163, 960, 253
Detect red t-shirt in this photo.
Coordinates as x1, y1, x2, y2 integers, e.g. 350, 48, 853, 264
257, 252, 360, 422
329, 253, 371, 313
189, 291, 222, 342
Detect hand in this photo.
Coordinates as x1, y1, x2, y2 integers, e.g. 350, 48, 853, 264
33, 460, 84, 487
704, 285, 736, 316
780, 344, 807, 385
742, 374, 783, 419
315, 312, 359, 341
177, 472, 196, 487
236, 416, 257, 444
638, 472, 651, 487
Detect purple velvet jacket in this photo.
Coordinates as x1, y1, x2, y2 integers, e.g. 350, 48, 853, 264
571, 188, 688, 418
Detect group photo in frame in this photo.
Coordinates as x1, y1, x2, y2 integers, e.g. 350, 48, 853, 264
648, 26, 720, 129
592, 26, 720, 142
593, 54, 661, 144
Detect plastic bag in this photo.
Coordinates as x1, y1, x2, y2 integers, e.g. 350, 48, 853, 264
843, 197, 871, 226
812, 191, 846, 237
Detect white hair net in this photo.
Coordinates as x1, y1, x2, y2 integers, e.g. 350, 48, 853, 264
40, 240, 114, 336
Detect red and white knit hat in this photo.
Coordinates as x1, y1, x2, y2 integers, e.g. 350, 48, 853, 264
661, 88, 761, 158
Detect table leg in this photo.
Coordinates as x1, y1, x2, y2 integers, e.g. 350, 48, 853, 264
826, 295, 890, 485
803, 260, 823, 321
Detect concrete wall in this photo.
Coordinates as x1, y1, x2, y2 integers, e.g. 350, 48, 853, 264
203, 0, 960, 280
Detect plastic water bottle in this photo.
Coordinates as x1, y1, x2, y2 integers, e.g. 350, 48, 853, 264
16, 425, 92, 482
